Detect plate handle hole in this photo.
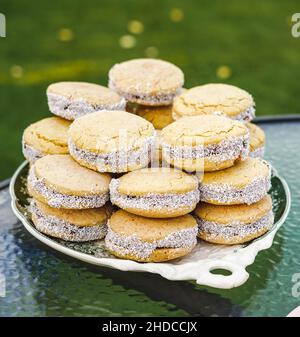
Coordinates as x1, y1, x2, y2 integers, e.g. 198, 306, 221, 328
209, 268, 232, 276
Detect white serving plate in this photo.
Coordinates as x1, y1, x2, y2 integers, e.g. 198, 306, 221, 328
10, 161, 291, 289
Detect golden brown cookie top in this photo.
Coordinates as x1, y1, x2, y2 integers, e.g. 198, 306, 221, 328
34, 200, 111, 227
47, 82, 124, 106
161, 115, 249, 146
173, 84, 254, 119
201, 157, 270, 188
23, 117, 71, 154
135, 105, 174, 129
247, 122, 266, 151
69, 110, 155, 153
109, 210, 197, 242
195, 195, 272, 225
109, 59, 184, 96
115, 167, 198, 196
33, 154, 111, 196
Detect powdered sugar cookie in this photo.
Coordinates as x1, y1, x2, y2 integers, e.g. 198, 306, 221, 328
27, 154, 111, 209
22, 117, 71, 163
172, 84, 255, 121
195, 196, 274, 244
47, 82, 126, 120
108, 58, 184, 106
68, 110, 156, 173
199, 157, 271, 205
161, 115, 250, 172
30, 199, 111, 242
109, 167, 200, 218
105, 210, 198, 262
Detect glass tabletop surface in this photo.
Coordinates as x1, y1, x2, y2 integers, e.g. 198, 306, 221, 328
0, 120, 300, 317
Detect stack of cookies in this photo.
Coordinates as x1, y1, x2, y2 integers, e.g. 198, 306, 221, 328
109, 58, 183, 131
22, 58, 273, 263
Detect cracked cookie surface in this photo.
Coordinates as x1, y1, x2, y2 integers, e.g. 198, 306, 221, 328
108, 58, 184, 106
47, 82, 126, 120
173, 83, 255, 121
22, 117, 71, 162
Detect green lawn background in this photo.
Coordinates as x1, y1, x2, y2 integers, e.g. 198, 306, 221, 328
0, 0, 299, 179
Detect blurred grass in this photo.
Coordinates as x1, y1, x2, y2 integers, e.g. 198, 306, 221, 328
0, 0, 300, 179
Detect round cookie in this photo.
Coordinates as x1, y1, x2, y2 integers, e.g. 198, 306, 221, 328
109, 167, 200, 218
30, 199, 111, 242
194, 195, 274, 245
47, 82, 126, 120
161, 115, 250, 172
105, 209, 198, 262
68, 110, 156, 173
27, 154, 111, 209
172, 84, 255, 122
199, 157, 271, 205
22, 117, 71, 163
247, 122, 265, 158
108, 58, 184, 106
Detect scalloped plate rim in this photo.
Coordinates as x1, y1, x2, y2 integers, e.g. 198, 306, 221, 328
9, 161, 291, 289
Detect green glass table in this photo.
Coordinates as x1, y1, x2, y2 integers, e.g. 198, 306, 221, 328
0, 117, 299, 317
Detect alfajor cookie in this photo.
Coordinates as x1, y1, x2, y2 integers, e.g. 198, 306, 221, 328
68, 110, 156, 173
247, 122, 265, 158
195, 195, 274, 245
199, 157, 271, 205
47, 82, 126, 120
108, 58, 184, 106
109, 167, 200, 218
105, 210, 198, 262
22, 117, 71, 163
172, 84, 255, 122
30, 199, 111, 242
161, 115, 250, 172
27, 154, 111, 209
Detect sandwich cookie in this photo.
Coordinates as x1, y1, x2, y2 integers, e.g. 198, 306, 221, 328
108, 58, 184, 106
172, 84, 255, 122
30, 199, 111, 242
105, 210, 198, 262
22, 117, 71, 163
199, 157, 271, 205
247, 122, 265, 158
47, 82, 126, 120
28, 154, 111, 209
109, 167, 200, 218
195, 195, 274, 244
68, 110, 156, 173
161, 115, 250, 172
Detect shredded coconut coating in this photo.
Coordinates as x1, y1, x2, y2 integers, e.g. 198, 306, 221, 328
196, 211, 274, 243
69, 136, 155, 173
199, 175, 271, 205
22, 141, 43, 163
109, 179, 200, 212
30, 201, 107, 242
232, 106, 256, 122
105, 225, 198, 259
162, 135, 249, 163
47, 93, 126, 120
108, 81, 182, 106
250, 146, 265, 159
28, 167, 109, 209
